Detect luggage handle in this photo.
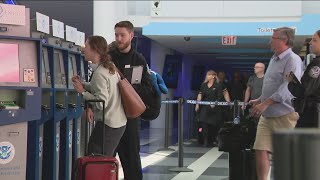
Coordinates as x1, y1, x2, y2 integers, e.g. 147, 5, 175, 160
84, 99, 105, 156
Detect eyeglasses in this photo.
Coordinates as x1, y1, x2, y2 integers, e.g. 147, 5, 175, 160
272, 30, 291, 40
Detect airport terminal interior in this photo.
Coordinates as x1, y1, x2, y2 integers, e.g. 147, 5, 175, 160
1, 1, 320, 180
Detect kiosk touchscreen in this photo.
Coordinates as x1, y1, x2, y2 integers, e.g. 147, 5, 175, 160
53, 50, 67, 118
54, 51, 66, 89
41, 48, 52, 87
67, 54, 78, 109
0, 43, 20, 84
68, 55, 77, 89
80, 58, 86, 82
41, 47, 52, 115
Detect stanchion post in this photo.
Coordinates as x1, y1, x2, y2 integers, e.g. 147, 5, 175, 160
158, 98, 175, 152
169, 98, 193, 172
317, 103, 320, 127
187, 98, 193, 140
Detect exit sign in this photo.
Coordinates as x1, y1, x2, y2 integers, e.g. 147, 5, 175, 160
222, 36, 237, 45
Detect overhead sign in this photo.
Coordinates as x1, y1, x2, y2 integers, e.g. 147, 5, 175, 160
66, 25, 77, 43
52, 19, 64, 39
75, 31, 85, 47
222, 36, 237, 45
257, 27, 297, 33
36, 12, 50, 34
0, 4, 25, 25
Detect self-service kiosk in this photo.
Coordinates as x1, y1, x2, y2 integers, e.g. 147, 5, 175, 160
67, 51, 87, 178
59, 46, 83, 180
38, 46, 53, 179
0, 5, 41, 180
26, 43, 55, 180
41, 46, 68, 180
77, 54, 88, 158
54, 49, 68, 180
0, 37, 41, 180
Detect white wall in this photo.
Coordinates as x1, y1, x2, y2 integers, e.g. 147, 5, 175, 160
302, 1, 320, 14
93, 1, 127, 43
129, 1, 302, 18
94, 1, 314, 37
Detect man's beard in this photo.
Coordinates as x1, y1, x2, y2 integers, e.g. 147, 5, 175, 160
117, 41, 131, 51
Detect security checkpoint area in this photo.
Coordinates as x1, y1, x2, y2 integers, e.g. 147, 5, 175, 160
2, 1, 320, 180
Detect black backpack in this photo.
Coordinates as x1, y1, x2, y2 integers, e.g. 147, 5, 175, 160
109, 49, 161, 121
131, 54, 161, 121
140, 89, 161, 121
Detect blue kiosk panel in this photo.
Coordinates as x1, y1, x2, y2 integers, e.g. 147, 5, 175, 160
0, 36, 41, 180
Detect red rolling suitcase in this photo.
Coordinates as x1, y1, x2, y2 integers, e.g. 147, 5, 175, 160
74, 100, 119, 180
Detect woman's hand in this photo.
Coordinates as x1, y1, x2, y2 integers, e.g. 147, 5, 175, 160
86, 108, 94, 123
195, 104, 199, 112
73, 81, 85, 94
72, 75, 81, 83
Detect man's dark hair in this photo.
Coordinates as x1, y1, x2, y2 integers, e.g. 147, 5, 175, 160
114, 21, 134, 32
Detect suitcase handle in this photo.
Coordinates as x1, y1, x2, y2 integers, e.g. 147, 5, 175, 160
84, 99, 106, 155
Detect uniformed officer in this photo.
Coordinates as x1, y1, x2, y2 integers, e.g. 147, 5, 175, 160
288, 30, 320, 128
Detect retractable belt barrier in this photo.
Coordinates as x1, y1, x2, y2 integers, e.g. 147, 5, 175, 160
161, 100, 179, 104
186, 100, 249, 106
159, 98, 250, 173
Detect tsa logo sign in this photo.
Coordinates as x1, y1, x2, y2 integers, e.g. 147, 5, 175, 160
0, 141, 15, 164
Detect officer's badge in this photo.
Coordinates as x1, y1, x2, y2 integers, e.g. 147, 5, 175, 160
308, 66, 320, 78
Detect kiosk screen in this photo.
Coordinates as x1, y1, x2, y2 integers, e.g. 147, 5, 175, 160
54, 52, 63, 85
0, 43, 20, 83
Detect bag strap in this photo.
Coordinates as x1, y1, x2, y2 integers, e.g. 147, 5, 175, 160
114, 66, 125, 80
85, 100, 105, 155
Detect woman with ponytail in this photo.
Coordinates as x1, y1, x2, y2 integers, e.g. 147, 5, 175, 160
72, 36, 127, 156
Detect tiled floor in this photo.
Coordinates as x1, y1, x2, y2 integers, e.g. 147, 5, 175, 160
122, 127, 274, 180
116, 128, 273, 180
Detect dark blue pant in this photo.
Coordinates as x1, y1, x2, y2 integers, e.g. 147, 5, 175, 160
115, 119, 142, 180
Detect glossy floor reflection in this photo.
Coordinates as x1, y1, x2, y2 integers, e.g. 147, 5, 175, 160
115, 127, 274, 180
116, 128, 232, 180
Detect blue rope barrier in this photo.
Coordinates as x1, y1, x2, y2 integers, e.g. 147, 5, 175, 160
186, 100, 249, 106
161, 100, 180, 104
161, 99, 249, 106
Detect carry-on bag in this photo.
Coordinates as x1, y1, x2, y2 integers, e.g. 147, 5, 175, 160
73, 100, 119, 180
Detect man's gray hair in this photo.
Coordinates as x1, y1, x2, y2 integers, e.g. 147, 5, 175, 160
274, 27, 295, 47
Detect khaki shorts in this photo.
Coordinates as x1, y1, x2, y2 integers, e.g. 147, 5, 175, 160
253, 112, 299, 153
